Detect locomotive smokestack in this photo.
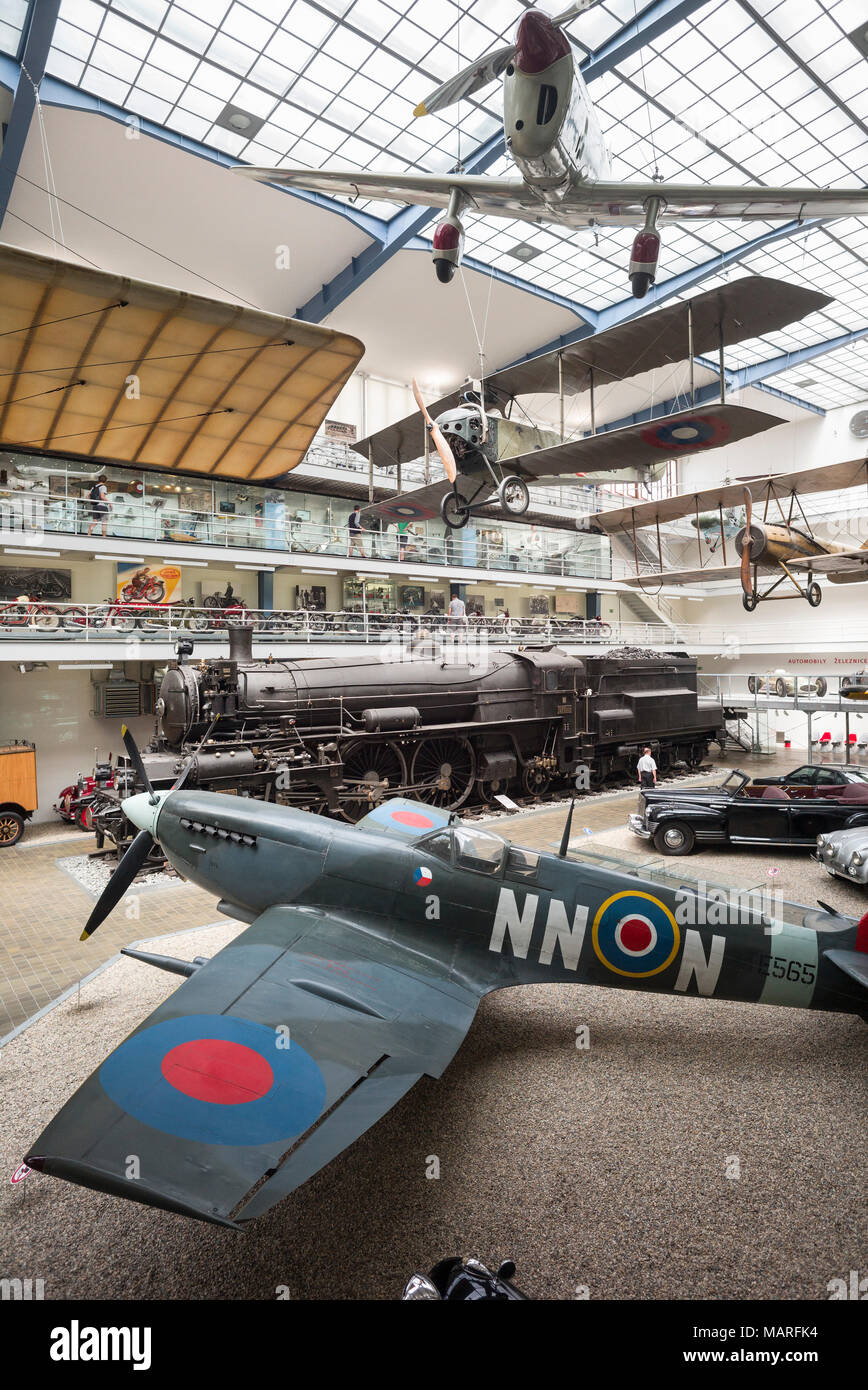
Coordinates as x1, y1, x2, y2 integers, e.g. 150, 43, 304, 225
228, 623, 254, 663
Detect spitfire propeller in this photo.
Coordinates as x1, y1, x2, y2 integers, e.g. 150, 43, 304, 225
413, 2, 601, 116
80, 719, 217, 941
412, 378, 457, 483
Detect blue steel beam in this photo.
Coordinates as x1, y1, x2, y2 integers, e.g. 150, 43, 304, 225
0, 0, 61, 230
298, 0, 712, 322
727, 326, 868, 391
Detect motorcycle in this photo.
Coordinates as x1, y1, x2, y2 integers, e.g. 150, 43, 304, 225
55, 756, 117, 831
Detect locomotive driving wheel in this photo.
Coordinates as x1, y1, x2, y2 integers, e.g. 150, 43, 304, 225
478, 777, 513, 805
521, 762, 551, 799
337, 739, 407, 822
410, 736, 475, 809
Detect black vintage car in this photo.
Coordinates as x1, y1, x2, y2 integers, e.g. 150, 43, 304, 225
752, 764, 868, 795
629, 768, 868, 855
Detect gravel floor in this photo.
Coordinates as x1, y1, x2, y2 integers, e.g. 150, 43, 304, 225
2, 921, 865, 1302
55, 853, 184, 900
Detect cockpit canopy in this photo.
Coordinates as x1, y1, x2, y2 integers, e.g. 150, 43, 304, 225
421, 824, 539, 879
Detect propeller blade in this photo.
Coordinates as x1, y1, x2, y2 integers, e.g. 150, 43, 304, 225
80, 828, 154, 940
412, 378, 457, 483
414, 44, 515, 117
121, 723, 155, 801
740, 487, 753, 597
552, 0, 604, 27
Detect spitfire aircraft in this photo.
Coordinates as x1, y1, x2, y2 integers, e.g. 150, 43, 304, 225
356, 276, 828, 530
24, 725, 868, 1228
593, 457, 868, 611
236, 3, 868, 298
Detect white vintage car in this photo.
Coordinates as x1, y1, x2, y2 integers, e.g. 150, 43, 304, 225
815, 826, 868, 885
747, 670, 827, 697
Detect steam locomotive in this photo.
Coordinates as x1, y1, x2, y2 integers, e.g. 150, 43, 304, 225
91, 625, 725, 848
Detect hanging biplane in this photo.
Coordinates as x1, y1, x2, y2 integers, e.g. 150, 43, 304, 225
236, 3, 868, 298
592, 457, 868, 610
353, 276, 829, 530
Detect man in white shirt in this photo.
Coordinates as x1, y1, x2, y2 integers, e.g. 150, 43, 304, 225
637, 747, 657, 788
447, 593, 466, 638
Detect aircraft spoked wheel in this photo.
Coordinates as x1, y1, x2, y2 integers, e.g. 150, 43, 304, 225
411, 736, 476, 809
440, 491, 471, 529
522, 763, 551, 798
499, 476, 530, 516
630, 271, 653, 299
807, 582, 822, 607
742, 592, 758, 612
337, 740, 407, 823
653, 821, 696, 856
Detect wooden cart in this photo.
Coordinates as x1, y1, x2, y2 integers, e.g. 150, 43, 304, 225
0, 740, 37, 847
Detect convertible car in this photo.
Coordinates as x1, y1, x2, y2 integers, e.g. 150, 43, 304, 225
841, 671, 868, 701
629, 769, 868, 855
752, 764, 868, 795
747, 672, 827, 697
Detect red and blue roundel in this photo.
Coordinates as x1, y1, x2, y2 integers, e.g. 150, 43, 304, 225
414, 865, 433, 887
99, 1014, 326, 1146
378, 500, 438, 521
640, 416, 730, 452
592, 891, 680, 978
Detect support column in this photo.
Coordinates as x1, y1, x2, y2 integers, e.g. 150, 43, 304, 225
257, 569, 273, 612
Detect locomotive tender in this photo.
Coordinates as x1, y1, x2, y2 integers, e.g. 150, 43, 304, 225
91, 626, 725, 845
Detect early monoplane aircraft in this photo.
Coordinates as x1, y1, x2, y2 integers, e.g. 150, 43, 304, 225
236, 3, 868, 297
24, 725, 868, 1228
356, 277, 827, 529
593, 456, 868, 610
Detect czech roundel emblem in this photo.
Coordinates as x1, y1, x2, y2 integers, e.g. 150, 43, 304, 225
414, 865, 433, 887
592, 891, 680, 978
99, 1014, 326, 1147
640, 416, 730, 452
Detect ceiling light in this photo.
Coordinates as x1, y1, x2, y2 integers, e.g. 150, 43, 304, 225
235, 564, 275, 571
58, 663, 114, 670
509, 241, 543, 263
300, 569, 337, 575
362, 573, 390, 580
4, 547, 61, 557
163, 558, 209, 566
95, 553, 145, 563
216, 104, 265, 139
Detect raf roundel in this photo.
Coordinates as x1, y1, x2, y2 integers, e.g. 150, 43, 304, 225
592, 890, 680, 978
99, 1014, 326, 1146
414, 865, 433, 887
640, 415, 730, 452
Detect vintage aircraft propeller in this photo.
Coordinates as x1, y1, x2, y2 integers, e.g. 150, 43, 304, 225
80, 719, 217, 941
413, 2, 601, 116
412, 378, 457, 483
740, 487, 754, 604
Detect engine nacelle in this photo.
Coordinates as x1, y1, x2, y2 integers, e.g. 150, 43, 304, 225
432, 215, 464, 284
628, 229, 661, 298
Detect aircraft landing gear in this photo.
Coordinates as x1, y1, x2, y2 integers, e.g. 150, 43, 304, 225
742, 592, 758, 611
440, 489, 470, 528
499, 475, 529, 516
807, 582, 822, 607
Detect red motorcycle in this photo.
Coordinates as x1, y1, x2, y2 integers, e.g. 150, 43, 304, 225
55, 756, 116, 831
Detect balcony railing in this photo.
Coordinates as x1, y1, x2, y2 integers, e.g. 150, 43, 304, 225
0, 489, 615, 582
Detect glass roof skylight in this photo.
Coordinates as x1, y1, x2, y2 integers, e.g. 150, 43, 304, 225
41, 0, 868, 408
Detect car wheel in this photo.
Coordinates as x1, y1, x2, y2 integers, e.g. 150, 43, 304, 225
747, 676, 756, 694
653, 822, 696, 855
775, 677, 786, 697
0, 810, 24, 847
815, 677, 827, 697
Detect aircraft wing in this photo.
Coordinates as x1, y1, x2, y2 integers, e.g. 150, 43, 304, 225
509, 404, 783, 480
361, 477, 454, 523
26, 904, 481, 1227
237, 166, 868, 226
623, 564, 742, 588
593, 457, 868, 533
788, 550, 868, 577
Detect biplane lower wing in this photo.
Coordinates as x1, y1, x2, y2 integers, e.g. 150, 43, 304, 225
510, 404, 784, 480
789, 549, 868, 583
623, 564, 742, 588
27, 904, 480, 1227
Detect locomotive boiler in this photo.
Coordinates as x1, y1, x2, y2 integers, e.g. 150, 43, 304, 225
92, 626, 725, 846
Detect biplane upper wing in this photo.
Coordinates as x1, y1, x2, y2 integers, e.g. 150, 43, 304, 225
593, 457, 868, 534
508, 404, 784, 480
27, 903, 480, 1227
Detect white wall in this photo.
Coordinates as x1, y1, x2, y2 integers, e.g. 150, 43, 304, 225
0, 666, 155, 822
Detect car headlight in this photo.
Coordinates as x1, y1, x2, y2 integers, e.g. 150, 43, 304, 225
850, 852, 864, 868
824, 845, 836, 858
816, 835, 825, 847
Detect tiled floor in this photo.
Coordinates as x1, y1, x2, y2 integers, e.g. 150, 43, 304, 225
0, 829, 217, 1036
